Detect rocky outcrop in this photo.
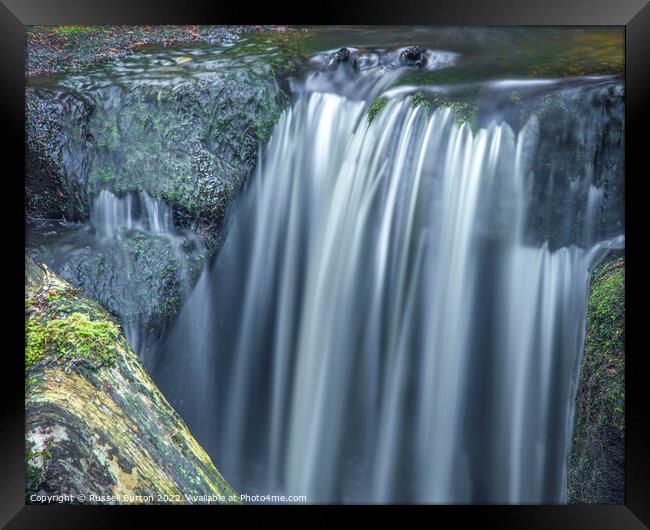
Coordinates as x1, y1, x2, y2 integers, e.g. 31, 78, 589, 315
415, 79, 624, 250
26, 70, 285, 253
84, 70, 285, 251
568, 256, 624, 503
25, 33, 307, 348
25, 31, 309, 252
25, 88, 92, 223
25, 257, 238, 504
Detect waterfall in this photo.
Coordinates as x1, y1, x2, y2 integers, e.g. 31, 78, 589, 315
30, 189, 205, 364
91, 190, 175, 239
152, 74, 624, 503
88, 190, 206, 359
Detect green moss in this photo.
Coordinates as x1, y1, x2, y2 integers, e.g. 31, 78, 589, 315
429, 94, 478, 129
26, 312, 120, 369
25, 257, 238, 503
584, 258, 625, 435
367, 96, 388, 123
51, 26, 99, 37
410, 92, 432, 114
25, 264, 124, 370
568, 256, 624, 504
398, 91, 479, 130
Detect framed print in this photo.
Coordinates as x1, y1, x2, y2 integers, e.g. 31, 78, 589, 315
2, 0, 648, 527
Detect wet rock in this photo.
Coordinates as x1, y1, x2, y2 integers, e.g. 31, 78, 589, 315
27, 227, 206, 357
476, 80, 624, 249
567, 256, 624, 503
523, 82, 624, 250
323, 47, 359, 71
25, 257, 238, 504
82, 70, 286, 252
399, 46, 427, 68
25, 88, 93, 223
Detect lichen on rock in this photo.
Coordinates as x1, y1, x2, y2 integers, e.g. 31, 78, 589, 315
25, 256, 238, 504
568, 256, 624, 504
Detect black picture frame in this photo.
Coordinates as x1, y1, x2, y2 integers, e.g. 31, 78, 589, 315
2, 1, 648, 527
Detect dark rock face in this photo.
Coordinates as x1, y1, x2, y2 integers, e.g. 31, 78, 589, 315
568, 256, 624, 503
399, 46, 427, 68
469, 78, 624, 250
25, 88, 93, 223
524, 82, 624, 250
323, 47, 359, 72
26, 69, 285, 252
25, 258, 238, 504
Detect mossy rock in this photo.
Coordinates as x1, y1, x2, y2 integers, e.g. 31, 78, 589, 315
76, 45, 295, 252
26, 35, 305, 250
25, 256, 239, 504
28, 229, 206, 355
567, 256, 624, 503
367, 96, 388, 123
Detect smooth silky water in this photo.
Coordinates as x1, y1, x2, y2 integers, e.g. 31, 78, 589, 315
151, 52, 624, 503
26, 28, 624, 503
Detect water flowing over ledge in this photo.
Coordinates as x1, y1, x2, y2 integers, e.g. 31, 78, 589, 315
152, 66, 624, 503
25, 29, 624, 504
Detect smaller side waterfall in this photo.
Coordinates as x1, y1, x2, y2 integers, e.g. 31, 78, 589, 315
28, 190, 206, 364
91, 190, 175, 239
87, 190, 205, 358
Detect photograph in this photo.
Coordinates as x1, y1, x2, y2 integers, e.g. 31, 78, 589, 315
22, 23, 626, 507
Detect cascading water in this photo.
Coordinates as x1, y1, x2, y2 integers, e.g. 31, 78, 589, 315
29, 189, 206, 363
88, 190, 202, 357
91, 190, 175, 239
129, 44, 621, 503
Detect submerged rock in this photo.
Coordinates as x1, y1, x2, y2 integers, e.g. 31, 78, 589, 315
25, 257, 238, 504
568, 256, 624, 503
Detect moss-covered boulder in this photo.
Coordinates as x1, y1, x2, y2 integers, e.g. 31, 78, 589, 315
568, 256, 624, 503
25, 257, 238, 504
84, 70, 285, 251
26, 72, 284, 253
25, 31, 311, 252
